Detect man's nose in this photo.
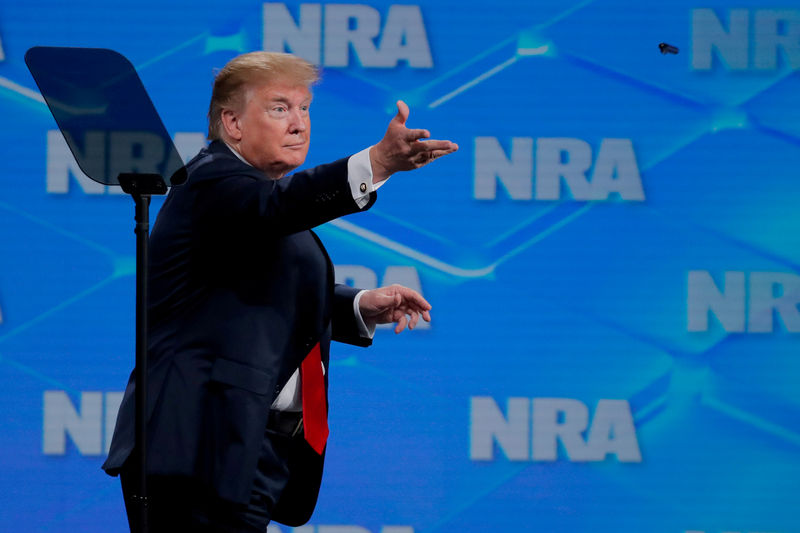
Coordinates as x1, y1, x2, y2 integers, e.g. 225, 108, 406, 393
288, 109, 307, 133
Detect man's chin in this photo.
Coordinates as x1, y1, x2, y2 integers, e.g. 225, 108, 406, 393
265, 159, 304, 180
281, 150, 308, 169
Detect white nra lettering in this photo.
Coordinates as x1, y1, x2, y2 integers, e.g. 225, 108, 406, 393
262, 3, 433, 68
692, 9, 800, 70
335, 265, 429, 329
687, 270, 800, 333
473, 137, 644, 201
469, 397, 642, 463
46, 131, 205, 194
42, 391, 123, 456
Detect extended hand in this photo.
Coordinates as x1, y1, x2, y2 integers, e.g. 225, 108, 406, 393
359, 284, 432, 334
369, 101, 458, 183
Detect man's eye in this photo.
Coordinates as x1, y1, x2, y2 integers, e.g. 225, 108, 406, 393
272, 106, 287, 113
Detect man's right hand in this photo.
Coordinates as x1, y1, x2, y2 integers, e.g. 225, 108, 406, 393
358, 284, 432, 334
369, 100, 458, 184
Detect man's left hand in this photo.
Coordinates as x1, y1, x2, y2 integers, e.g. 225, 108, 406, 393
369, 100, 458, 183
359, 284, 432, 334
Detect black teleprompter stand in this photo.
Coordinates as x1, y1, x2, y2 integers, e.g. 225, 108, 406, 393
119, 173, 167, 533
26, 47, 186, 533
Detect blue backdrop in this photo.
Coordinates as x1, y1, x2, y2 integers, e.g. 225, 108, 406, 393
1, 1, 799, 532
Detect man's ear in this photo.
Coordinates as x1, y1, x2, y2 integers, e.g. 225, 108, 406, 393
221, 108, 242, 142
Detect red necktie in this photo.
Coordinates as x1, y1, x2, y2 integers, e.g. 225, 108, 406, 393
301, 342, 329, 454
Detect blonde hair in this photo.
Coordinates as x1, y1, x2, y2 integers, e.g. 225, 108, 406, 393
207, 51, 319, 140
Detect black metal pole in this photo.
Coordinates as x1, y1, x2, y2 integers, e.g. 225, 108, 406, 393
133, 193, 150, 533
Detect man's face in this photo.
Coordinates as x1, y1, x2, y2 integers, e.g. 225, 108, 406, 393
228, 81, 312, 178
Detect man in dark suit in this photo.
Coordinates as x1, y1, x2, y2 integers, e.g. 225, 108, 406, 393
102, 51, 457, 532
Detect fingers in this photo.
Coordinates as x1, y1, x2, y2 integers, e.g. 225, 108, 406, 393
394, 314, 408, 334
408, 141, 459, 168
395, 308, 429, 333
408, 310, 420, 330
394, 285, 432, 311
394, 100, 410, 126
366, 285, 432, 333
404, 128, 431, 142
392, 307, 431, 333
393, 308, 432, 332
408, 151, 446, 167
374, 100, 458, 177
422, 139, 458, 151
430, 147, 458, 159
399, 136, 458, 167
435, 141, 459, 154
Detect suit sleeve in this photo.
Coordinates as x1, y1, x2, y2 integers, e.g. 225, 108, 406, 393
331, 284, 372, 347
193, 157, 377, 237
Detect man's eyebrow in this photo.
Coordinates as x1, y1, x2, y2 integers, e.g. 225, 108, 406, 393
267, 93, 313, 105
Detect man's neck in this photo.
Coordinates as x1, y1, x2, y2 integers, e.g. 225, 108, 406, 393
223, 141, 254, 168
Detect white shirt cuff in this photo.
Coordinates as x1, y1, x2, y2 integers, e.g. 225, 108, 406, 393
348, 147, 386, 209
353, 289, 376, 339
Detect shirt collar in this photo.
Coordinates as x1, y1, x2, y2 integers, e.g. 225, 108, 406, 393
223, 141, 255, 168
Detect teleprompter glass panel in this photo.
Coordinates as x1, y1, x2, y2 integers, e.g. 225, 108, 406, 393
25, 46, 186, 188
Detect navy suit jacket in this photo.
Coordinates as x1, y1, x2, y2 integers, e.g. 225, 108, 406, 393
103, 141, 376, 525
